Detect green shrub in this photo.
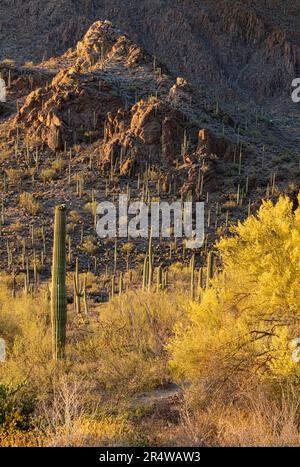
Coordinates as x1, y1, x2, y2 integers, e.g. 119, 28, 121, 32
0, 384, 35, 434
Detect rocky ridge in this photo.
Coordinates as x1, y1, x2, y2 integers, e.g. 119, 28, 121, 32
0, 0, 300, 103
0, 16, 299, 280
6, 21, 241, 196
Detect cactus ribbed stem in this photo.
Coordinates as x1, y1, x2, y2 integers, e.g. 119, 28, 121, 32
206, 252, 214, 289
111, 276, 115, 299
119, 272, 123, 297
156, 265, 163, 292
73, 257, 88, 316
142, 255, 149, 291
163, 270, 169, 289
197, 267, 203, 300
51, 204, 67, 360
190, 254, 195, 300
148, 234, 153, 292
114, 239, 117, 274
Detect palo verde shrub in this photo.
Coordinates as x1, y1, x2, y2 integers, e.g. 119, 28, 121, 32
169, 196, 300, 396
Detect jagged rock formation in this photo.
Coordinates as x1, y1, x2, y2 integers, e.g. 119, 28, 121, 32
11, 20, 238, 195
14, 69, 123, 150
101, 99, 185, 173
100, 97, 234, 194
75, 20, 149, 70
197, 129, 235, 162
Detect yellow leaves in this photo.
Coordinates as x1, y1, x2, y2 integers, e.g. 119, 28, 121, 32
218, 195, 300, 315
169, 195, 300, 387
266, 327, 300, 381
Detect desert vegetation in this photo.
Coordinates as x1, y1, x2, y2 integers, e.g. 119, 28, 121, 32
0, 197, 300, 446
0, 7, 299, 448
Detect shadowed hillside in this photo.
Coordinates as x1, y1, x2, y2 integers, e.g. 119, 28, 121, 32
1, 0, 300, 102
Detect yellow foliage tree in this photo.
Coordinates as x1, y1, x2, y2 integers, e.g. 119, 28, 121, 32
169, 196, 300, 390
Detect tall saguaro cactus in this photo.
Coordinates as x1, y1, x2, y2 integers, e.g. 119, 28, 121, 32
142, 255, 149, 291
51, 204, 67, 360
148, 234, 153, 292
190, 254, 195, 300
142, 233, 154, 292
206, 251, 214, 289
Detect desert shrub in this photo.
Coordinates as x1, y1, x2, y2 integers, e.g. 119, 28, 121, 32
121, 242, 135, 269
66, 222, 76, 233
19, 192, 41, 215
0, 58, 15, 66
40, 168, 57, 183
69, 210, 81, 223
6, 169, 23, 186
10, 220, 24, 233
168, 262, 191, 284
0, 431, 41, 447
0, 283, 52, 389
81, 236, 97, 254
43, 415, 138, 447
52, 158, 66, 173
72, 290, 187, 395
84, 201, 97, 215
169, 196, 300, 395
221, 200, 239, 211
0, 383, 35, 435
34, 374, 140, 447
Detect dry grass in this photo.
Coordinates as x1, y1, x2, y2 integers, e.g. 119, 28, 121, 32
171, 384, 300, 447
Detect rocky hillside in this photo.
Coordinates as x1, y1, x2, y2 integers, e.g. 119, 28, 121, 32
1, 0, 300, 102
2, 20, 240, 200
0, 5, 300, 449
0, 18, 299, 279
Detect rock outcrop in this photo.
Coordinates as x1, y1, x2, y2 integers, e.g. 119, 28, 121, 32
100, 97, 236, 195
14, 69, 123, 150
11, 19, 239, 197
101, 98, 184, 174
75, 20, 149, 70
197, 129, 235, 162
